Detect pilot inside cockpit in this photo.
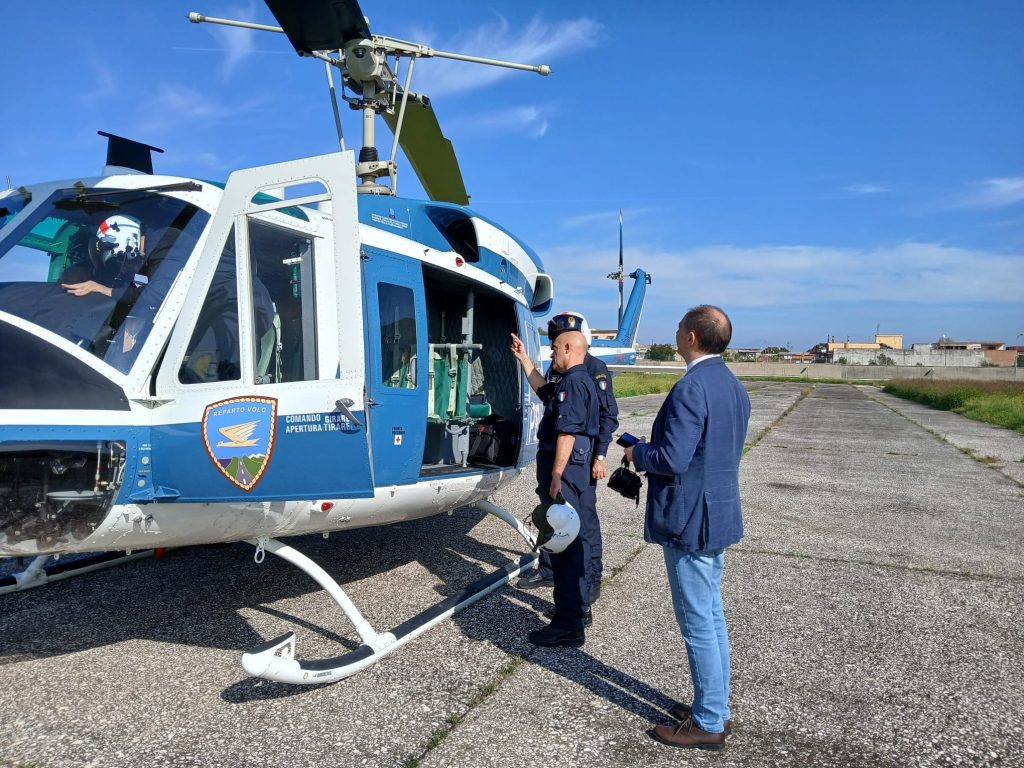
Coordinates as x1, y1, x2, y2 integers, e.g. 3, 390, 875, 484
60, 214, 145, 300
0, 186, 210, 373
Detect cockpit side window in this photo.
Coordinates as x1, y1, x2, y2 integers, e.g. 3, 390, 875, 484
178, 227, 241, 384
0, 187, 209, 373
247, 218, 317, 384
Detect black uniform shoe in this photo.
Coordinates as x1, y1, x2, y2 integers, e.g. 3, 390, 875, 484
542, 606, 592, 626
517, 571, 554, 589
528, 623, 585, 647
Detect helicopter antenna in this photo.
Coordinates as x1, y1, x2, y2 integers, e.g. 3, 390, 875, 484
607, 209, 625, 328
190, 1, 550, 204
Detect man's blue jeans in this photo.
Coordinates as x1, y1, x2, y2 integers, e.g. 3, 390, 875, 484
662, 546, 730, 734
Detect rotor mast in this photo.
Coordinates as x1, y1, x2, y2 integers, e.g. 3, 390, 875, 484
189, 5, 550, 202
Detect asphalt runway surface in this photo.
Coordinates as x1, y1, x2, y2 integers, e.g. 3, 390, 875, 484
2, 382, 1022, 768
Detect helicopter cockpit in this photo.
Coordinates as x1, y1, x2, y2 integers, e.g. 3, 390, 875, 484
0, 185, 209, 374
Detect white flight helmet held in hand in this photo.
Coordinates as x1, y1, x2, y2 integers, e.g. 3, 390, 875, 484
548, 311, 592, 347
530, 495, 580, 554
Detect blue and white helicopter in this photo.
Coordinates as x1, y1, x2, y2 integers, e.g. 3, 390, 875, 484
0, 0, 648, 685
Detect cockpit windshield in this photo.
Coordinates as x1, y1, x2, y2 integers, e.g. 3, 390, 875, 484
0, 187, 31, 230
0, 186, 209, 373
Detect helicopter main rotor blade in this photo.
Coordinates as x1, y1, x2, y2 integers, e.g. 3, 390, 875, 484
264, 0, 371, 54
383, 97, 469, 206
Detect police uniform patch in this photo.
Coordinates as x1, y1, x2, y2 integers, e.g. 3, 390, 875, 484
558, 391, 567, 402
599, 381, 607, 390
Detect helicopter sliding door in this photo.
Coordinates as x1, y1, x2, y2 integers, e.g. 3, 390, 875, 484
361, 247, 428, 486
150, 153, 374, 502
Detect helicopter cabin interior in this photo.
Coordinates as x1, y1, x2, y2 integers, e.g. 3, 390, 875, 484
377, 265, 523, 477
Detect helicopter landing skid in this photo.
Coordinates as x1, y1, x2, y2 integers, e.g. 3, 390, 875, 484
241, 500, 538, 685
0, 550, 154, 595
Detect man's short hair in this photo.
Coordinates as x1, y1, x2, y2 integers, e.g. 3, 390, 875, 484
682, 305, 732, 355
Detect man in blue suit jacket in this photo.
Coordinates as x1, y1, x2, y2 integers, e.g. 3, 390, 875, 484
626, 305, 750, 751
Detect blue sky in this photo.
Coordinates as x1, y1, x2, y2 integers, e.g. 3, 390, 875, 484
3, 0, 1022, 350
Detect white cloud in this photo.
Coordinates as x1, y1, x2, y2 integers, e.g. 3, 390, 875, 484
449, 104, 550, 138
561, 208, 655, 230
77, 53, 116, 103
135, 83, 267, 136
406, 16, 601, 97
562, 211, 618, 229
163, 150, 239, 173
842, 183, 888, 195
541, 241, 1024, 310
203, 2, 260, 78
955, 177, 1024, 209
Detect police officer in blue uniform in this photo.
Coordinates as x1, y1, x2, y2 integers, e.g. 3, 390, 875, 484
513, 312, 619, 617
510, 328, 599, 646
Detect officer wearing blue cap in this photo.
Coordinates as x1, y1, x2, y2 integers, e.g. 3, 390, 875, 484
514, 311, 619, 616
510, 328, 598, 646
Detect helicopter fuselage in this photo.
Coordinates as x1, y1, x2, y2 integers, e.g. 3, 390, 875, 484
0, 152, 550, 559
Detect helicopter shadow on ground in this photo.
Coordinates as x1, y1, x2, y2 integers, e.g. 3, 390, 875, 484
220, 504, 537, 702
1, 504, 676, 721
407, 510, 678, 726
0, 509, 499, 668
219, 503, 676, 718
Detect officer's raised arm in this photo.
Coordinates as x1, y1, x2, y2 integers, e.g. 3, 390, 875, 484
510, 332, 547, 394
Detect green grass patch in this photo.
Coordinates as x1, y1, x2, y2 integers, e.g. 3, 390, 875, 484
882, 379, 1024, 433
612, 372, 682, 397
737, 375, 880, 384
613, 371, 877, 397
403, 656, 525, 768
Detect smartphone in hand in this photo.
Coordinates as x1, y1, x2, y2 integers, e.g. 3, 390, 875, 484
616, 432, 640, 447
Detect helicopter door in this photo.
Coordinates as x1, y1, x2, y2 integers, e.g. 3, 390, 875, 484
362, 246, 428, 486
149, 152, 374, 502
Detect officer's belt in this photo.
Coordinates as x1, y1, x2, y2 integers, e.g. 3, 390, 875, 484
539, 435, 595, 453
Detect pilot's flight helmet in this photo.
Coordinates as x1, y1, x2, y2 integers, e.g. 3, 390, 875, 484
92, 214, 142, 269
548, 311, 592, 346
530, 495, 580, 554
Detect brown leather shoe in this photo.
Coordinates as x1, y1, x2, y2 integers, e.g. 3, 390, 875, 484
668, 702, 733, 734
651, 717, 726, 750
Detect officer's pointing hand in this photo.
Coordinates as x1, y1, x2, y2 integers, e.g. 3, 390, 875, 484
509, 332, 526, 357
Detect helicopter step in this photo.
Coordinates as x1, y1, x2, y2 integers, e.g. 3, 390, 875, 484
0, 549, 154, 595
241, 499, 537, 684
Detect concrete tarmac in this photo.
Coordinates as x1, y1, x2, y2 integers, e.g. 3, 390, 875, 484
1, 382, 1022, 767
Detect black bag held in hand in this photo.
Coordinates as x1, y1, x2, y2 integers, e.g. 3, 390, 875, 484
607, 457, 643, 507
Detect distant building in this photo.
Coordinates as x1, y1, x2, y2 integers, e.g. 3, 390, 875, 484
780, 352, 816, 364
831, 337, 1016, 367
934, 339, 1005, 351
727, 347, 760, 362
826, 333, 904, 353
